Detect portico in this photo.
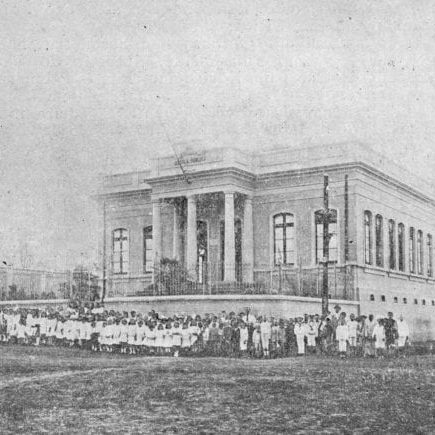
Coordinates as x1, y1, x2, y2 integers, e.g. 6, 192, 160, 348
151, 189, 254, 284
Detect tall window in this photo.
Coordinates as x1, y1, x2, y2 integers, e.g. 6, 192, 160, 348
398, 223, 405, 272
315, 209, 338, 263
409, 227, 415, 273
375, 214, 383, 267
388, 219, 396, 269
273, 213, 295, 265
364, 211, 372, 265
417, 230, 423, 275
427, 234, 433, 277
143, 226, 153, 273
113, 228, 129, 274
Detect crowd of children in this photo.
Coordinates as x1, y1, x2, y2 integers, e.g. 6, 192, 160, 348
0, 302, 411, 358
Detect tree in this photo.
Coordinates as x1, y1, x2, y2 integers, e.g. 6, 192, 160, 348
58, 266, 101, 302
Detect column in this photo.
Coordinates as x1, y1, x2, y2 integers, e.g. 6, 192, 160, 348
242, 195, 254, 282
224, 191, 236, 281
186, 195, 197, 277
172, 202, 181, 261
152, 198, 162, 263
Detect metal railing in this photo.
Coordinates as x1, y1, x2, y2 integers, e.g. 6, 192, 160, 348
106, 262, 357, 300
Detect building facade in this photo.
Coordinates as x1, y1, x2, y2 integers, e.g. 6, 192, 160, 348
98, 143, 435, 340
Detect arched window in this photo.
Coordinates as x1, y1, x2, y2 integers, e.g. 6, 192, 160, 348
427, 234, 433, 277
388, 219, 396, 269
143, 226, 153, 273
315, 209, 338, 263
375, 214, 383, 267
417, 230, 423, 275
364, 211, 373, 265
409, 227, 415, 273
398, 223, 405, 272
113, 228, 129, 274
273, 213, 295, 266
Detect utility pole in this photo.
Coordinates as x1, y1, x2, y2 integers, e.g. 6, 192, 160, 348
322, 174, 330, 316
102, 200, 107, 303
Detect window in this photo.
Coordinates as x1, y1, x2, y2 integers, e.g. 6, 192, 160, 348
375, 215, 384, 267
381, 295, 386, 302
394, 297, 398, 303
422, 299, 426, 306
113, 228, 129, 274
432, 300, 434, 306
403, 297, 407, 304
388, 219, 396, 269
274, 213, 295, 265
370, 294, 375, 301
398, 223, 405, 272
414, 298, 418, 305
143, 226, 153, 273
409, 227, 415, 273
417, 230, 424, 275
364, 211, 373, 265
315, 209, 338, 263
427, 234, 433, 277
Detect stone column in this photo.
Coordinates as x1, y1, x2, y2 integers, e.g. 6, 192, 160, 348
152, 198, 162, 263
224, 191, 236, 281
186, 195, 197, 277
172, 202, 181, 261
242, 195, 254, 282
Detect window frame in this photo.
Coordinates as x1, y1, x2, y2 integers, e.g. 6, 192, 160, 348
398, 223, 405, 272
314, 209, 338, 264
273, 213, 296, 266
143, 226, 153, 274
112, 228, 129, 275
388, 219, 396, 270
364, 211, 373, 265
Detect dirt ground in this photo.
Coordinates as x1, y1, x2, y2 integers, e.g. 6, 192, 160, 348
1, 345, 434, 434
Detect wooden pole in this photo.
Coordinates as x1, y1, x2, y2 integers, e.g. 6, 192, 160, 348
322, 175, 330, 316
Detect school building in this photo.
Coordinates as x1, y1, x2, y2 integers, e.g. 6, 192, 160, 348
97, 142, 435, 340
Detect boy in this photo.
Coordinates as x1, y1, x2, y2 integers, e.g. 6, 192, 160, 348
336, 318, 349, 358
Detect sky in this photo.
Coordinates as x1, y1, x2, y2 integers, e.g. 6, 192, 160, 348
0, 0, 434, 270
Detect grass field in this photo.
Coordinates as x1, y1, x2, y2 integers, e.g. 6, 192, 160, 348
1, 346, 435, 434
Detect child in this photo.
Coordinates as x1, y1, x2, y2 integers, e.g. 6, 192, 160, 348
294, 317, 306, 356
252, 325, 262, 357
119, 319, 129, 354
171, 321, 182, 357
163, 322, 173, 355
373, 318, 386, 358
239, 322, 249, 356
181, 323, 191, 355
336, 318, 349, 358
306, 316, 318, 354
127, 319, 137, 355
347, 313, 358, 356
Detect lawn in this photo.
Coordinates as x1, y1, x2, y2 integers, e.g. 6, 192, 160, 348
1, 346, 434, 434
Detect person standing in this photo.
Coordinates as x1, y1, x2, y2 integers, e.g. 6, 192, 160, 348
294, 317, 306, 356
372, 318, 386, 358
336, 318, 349, 358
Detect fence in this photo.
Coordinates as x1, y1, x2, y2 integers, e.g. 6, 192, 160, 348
0, 267, 76, 301
107, 262, 357, 301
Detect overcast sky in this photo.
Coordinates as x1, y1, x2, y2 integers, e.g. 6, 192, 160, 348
1, 0, 434, 270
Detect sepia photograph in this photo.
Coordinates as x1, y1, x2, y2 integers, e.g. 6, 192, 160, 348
1, 1, 435, 433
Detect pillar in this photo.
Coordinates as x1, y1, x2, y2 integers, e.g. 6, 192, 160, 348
186, 195, 197, 277
224, 191, 236, 281
242, 195, 254, 282
172, 202, 181, 261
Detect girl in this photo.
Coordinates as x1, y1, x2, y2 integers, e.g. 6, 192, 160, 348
294, 317, 306, 356
155, 323, 165, 355
181, 323, 191, 355
373, 318, 386, 358
119, 318, 129, 354
163, 322, 173, 355
252, 325, 262, 357
336, 318, 349, 358
171, 321, 182, 357
127, 319, 137, 355
239, 322, 249, 357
